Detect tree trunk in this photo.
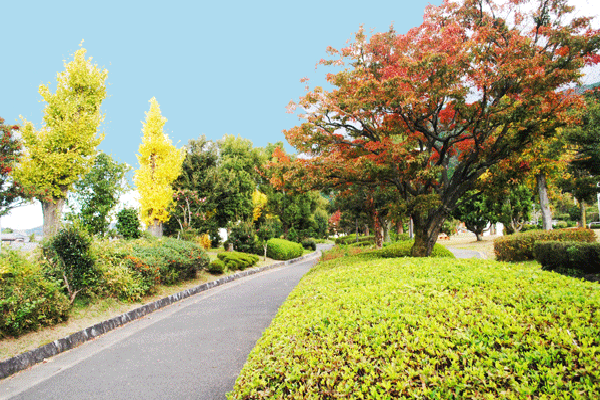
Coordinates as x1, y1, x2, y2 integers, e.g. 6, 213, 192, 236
147, 219, 163, 237
397, 218, 404, 235
42, 198, 66, 238
536, 173, 553, 230
475, 232, 483, 241
581, 200, 587, 228
411, 212, 446, 257
383, 220, 392, 243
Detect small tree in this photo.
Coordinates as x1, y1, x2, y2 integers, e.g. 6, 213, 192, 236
15, 46, 108, 237
0, 117, 29, 217
134, 98, 184, 237
67, 152, 131, 236
116, 208, 141, 239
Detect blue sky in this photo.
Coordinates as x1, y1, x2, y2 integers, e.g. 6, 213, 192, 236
1, 0, 598, 229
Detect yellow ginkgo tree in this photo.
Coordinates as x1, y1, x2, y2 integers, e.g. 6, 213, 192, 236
134, 98, 184, 237
15, 46, 108, 237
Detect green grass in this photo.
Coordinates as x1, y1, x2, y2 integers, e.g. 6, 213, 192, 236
229, 256, 600, 399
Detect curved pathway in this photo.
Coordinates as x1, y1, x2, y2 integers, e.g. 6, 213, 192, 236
1, 245, 332, 400
446, 247, 486, 259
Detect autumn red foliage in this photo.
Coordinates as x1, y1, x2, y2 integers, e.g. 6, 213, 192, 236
285, 0, 600, 256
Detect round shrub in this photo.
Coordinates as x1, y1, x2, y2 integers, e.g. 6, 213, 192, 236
267, 238, 303, 260
301, 238, 317, 251
229, 222, 257, 253
207, 259, 225, 274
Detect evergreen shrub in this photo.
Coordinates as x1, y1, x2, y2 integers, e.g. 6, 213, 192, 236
267, 238, 303, 260
301, 238, 317, 251
116, 208, 141, 239
217, 251, 259, 270
229, 222, 257, 253
494, 228, 596, 261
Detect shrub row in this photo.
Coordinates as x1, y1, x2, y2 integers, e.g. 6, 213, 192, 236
494, 228, 596, 261
534, 241, 600, 274
377, 240, 455, 258
230, 257, 600, 399
0, 251, 70, 338
267, 238, 303, 260
217, 251, 259, 272
334, 235, 374, 245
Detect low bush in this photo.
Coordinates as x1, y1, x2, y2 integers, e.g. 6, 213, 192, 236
267, 238, 304, 260
207, 259, 226, 274
334, 235, 374, 245
377, 240, 455, 258
217, 251, 259, 271
131, 237, 209, 285
301, 238, 317, 251
229, 257, 600, 399
494, 228, 596, 262
534, 241, 600, 274
554, 221, 568, 229
0, 251, 70, 338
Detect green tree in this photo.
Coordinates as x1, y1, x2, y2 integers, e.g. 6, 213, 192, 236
116, 208, 141, 239
213, 135, 265, 228
134, 98, 184, 237
15, 47, 108, 237
164, 135, 220, 243
453, 191, 496, 241
67, 153, 130, 236
560, 89, 600, 227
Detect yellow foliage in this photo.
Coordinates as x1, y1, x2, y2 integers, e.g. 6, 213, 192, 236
133, 98, 184, 227
15, 47, 107, 199
252, 190, 268, 221
196, 234, 211, 250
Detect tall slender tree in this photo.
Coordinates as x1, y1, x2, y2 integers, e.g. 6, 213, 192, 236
15, 46, 108, 237
134, 98, 184, 237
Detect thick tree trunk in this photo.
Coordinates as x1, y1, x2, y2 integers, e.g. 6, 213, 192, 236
475, 232, 483, 241
411, 212, 446, 257
536, 173, 553, 230
147, 219, 163, 237
42, 198, 66, 238
397, 218, 404, 235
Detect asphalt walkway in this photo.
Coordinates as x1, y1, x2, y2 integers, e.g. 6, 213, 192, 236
0, 247, 331, 400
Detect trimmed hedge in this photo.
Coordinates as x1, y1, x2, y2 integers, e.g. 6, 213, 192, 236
534, 241, 600, 274
335, 235, 374, 245
1, 251, 70, 338
217, 251, 259, 271
377, 240, 455, 258
229, 257, 600, 399
267, 238, 303, 260
494, 228, 596, 261
207, 259, 226, 274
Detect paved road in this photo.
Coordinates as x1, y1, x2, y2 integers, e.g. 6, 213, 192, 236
446, 247, 486, 259
1, 247, 331, 400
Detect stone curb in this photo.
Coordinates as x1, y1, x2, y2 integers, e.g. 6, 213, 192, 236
0, 251, 321, 381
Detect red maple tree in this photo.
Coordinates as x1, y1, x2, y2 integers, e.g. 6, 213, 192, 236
285, 0, 600, 256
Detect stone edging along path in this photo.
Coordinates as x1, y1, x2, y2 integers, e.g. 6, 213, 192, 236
0, 251, 320, 381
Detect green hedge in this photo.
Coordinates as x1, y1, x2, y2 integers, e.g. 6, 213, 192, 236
534, 241, 600, 274
217, 251, 259, 271
267, 238, 304, 260
0, 251, 70, 338
207, 259, 226, 274
229, 257, 600, 399
377, 240, 455, 258
494, 228, 596, 261
334, 235, 374, 245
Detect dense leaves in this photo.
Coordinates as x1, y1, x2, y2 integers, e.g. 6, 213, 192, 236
284, 0, 600, 256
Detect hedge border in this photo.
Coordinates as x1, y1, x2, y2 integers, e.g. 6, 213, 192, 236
0, 250, 320, 380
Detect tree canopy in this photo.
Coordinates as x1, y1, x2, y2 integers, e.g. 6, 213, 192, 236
285, 0, 600, 255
